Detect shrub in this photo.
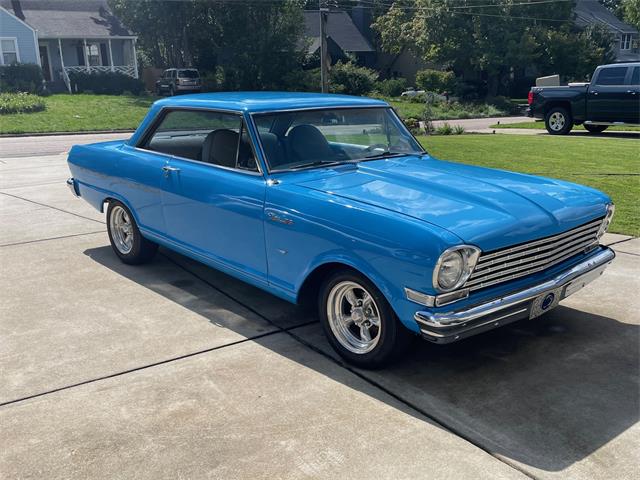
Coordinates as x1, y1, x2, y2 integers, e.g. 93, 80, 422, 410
282, 68, 321, 92
330, 61, 378, 96
0, 92, 46, 114
375, 77, 408, 97
68, 71, 145, 95
487, 95, 519, 115
0, 64, 44, 94
453, 125, 465, 135
436, 122, 453, 135
416, 69, 455, 94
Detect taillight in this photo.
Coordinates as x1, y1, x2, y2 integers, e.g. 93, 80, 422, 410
528, 91, 534, 105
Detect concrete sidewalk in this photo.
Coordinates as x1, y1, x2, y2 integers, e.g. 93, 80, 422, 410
1, 139, 638, 479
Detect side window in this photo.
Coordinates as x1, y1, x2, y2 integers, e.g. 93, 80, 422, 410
141, 109, 258, 172
595, 67, 628, 86
628, 67, 639, 86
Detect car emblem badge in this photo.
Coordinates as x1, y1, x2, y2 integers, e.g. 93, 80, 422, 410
541, 293, 555, 310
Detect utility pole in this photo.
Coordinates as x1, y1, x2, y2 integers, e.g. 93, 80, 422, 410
319, 0, 329, 93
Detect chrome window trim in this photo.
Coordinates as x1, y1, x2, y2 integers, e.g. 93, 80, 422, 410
248, 106, 426, 174
134, 106, 265, 177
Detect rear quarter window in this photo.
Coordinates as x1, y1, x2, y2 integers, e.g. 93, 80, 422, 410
595, 67, 628, 86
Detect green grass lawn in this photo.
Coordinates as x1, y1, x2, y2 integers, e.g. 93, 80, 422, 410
490, 120, 640, 132
0, 94, 155, 134
417, 134, 639, 236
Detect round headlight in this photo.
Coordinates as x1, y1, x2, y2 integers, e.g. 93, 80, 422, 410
433, 245, 481, 292
437, 251, 464, 290
596, 203, 615, 239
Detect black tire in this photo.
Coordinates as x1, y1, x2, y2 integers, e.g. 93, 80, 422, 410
583, 124, 608, 134
544, 106, 573, 135
106, 200, 158, 265
318, 269, 414, 369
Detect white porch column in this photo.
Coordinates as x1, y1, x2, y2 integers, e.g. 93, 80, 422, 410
108, 39, 114, 72
132, 39, 138, 78
58, 38, 71, 93
82, 38, 89, 72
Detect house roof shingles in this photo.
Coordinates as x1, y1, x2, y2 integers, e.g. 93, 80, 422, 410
574, 0, 638, 34
0, 0, 133, 37
304, 10, 374, 53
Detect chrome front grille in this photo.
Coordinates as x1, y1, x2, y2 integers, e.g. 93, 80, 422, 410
466, 218, 603, 291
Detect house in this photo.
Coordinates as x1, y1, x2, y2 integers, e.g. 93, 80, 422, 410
575, 0, 640, 62
303, 10, 375, 67
0, 0, 138, 92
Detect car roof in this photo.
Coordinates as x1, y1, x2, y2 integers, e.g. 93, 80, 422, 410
600, 62, 640, 68
151, 92, 389, 113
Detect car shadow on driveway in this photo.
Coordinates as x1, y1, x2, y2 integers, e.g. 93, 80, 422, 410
85, 245, 640, 474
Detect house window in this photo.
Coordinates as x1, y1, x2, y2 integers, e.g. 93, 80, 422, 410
620, 34, 632, 51
0, 38, 19, 65
86, 44, 101, 66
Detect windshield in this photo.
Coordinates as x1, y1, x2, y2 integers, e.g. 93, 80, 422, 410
178, 69, 199, 78
252, 107, 424, 171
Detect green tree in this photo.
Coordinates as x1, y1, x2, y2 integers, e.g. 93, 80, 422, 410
373, 0, 615, 97
621, 0, 640, 30
109, 0, 306, 89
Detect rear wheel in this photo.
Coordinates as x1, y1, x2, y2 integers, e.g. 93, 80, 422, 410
106, 201, 157, 265
319, 270, 413, 368
545, 107, 573, 135
583, 124, 608, 134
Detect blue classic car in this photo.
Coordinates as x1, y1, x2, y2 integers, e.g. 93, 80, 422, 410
67, 92, 616, 367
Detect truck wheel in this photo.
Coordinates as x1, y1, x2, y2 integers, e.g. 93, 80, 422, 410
584, 124, 608, 134
107, 200, 158, 265
319, 269, 413, 369
545, 107, 573, 135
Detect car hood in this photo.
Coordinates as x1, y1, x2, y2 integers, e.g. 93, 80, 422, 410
296, 155, 608, 251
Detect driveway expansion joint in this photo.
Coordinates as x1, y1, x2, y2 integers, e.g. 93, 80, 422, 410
162, 252, 538, 480
0, 191, 105, 225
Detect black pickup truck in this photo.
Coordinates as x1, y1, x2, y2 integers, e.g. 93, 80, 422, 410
528, 62, 639, 134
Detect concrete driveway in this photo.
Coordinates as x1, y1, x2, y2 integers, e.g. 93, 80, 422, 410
1, 134, 638, 479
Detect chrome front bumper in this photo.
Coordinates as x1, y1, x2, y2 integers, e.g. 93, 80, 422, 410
66, 177, 79, 197
415, 247, 615, 343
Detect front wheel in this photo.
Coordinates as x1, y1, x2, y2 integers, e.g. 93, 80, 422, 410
584, 124, 608, 134
106, 200, 158, 265
545, 107, 573, 135
319, 270, 413, 368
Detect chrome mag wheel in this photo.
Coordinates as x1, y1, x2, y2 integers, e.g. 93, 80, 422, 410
109, 205, 134, 254
548, 111, 566, 131
327, 281, 382, 354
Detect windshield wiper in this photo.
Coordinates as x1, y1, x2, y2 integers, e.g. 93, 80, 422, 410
288, 160, 348, 171
362, 151, 410, 159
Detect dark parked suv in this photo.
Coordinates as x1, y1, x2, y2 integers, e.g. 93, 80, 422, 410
155, 68, 201, 96
528, 63, 640, 134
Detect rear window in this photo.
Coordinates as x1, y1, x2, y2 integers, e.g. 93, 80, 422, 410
178, 69, 199, 78
629, 67, 639, 86
595, 67, 628, 86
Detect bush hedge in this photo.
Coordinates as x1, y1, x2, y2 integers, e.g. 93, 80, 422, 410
330, 61, 378, 96
375, 77, 408, 97
0, 64, 44, 94
0, 92, 46, 114
68, 71, 145, 95
415, 69, 456, 94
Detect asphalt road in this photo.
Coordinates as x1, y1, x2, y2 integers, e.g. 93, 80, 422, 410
1, 135, 638, 479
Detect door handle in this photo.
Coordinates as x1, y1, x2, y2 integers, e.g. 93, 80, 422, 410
627, 90, 637, 95
591, 91, 598, 95
162, 166, 180, 177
